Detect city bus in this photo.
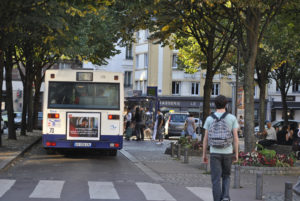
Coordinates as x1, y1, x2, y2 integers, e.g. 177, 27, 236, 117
42, 69, 124, 156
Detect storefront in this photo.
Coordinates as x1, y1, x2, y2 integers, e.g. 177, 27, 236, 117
271, 101, 300, 121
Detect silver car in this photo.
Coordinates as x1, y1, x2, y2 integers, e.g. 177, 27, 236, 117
164, 112, 189, 139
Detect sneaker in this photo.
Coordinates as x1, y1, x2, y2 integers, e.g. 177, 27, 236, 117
156, 142, 161, 145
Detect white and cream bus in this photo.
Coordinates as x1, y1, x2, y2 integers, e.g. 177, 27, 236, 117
42, 69, 124, 156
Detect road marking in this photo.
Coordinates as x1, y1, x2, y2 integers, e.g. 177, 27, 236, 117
136, 182, 176, 201
0, 179, 16, 197
187, 187, 213, 201
88, 181, 120, 200
29, 180, 65, 199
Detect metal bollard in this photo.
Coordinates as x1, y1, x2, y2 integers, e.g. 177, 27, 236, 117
256, 172, 263, 200
177, 144, 181, 160
233, 165, 240, 189
284, 182, 293, 201
171, 142, 175, 157
183, 148, 189, 163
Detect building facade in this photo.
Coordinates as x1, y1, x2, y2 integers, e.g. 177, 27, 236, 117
133, 30, 263, 119
83, 45, 134, 97
267, 79, 300, 121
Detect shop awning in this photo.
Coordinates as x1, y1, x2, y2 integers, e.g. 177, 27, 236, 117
272, 102, 300, 109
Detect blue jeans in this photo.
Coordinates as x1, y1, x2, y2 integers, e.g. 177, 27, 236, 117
210, 153, 233, 201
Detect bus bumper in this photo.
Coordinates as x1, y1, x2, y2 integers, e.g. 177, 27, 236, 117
42, 134, 123, 149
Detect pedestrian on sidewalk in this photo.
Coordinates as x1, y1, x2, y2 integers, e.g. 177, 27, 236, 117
184, 114, 196, 138
134, 106, 142, 141
152, 113, 158, 141
202, 95, 239, 201
125, 108, 132, 131
238, 115, 244, 137
155, 109, 164, 145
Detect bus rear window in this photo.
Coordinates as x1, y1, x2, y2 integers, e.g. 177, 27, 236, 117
48, 82, 120, 109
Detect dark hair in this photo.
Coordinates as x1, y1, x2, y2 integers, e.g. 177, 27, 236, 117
189, 113, 193, 117
215, 95, 228, 109
282, 125, 288, 132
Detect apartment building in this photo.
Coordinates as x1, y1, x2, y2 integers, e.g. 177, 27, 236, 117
132, 30, 260, 117
83, 45, 134, 97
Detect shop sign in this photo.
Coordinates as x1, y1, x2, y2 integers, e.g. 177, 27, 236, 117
286, 96, 295, 101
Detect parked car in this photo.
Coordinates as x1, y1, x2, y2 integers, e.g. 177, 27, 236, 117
14, 112, 22, 128
164, 112, 189, 139
2, 112, 23, 129
254, 120, 300, 134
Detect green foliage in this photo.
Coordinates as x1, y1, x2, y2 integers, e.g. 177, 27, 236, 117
258, 148, 276, 160
177, 136, 202, 151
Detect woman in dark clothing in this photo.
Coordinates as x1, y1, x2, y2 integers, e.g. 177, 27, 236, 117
292, 126, 300, 156
277, 125, 288, 145
285, 125, 294, 145
134, 107, 142, 141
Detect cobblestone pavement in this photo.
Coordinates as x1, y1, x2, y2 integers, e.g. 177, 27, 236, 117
123, 139, 300, 201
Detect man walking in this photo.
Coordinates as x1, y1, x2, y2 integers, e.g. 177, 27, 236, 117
202, 95, 239, 201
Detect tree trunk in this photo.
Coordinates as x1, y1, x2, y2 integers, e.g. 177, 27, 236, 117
0, 51, 4, 146
202, 81, 212, 122
27, 79, 34, 132
259, 82, 266, 132
20, 69, 28, 136
5, 48, 16, 140
33, 70, 42, 129
243, 8, 261, 152
21, 45, 34, 135
281, 90, 288, 126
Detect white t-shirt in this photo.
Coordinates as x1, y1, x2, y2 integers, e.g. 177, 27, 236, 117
265, 127, 276, 140
126, 112, 132, 121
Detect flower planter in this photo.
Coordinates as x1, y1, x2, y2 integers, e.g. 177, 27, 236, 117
231, 165, 300, 175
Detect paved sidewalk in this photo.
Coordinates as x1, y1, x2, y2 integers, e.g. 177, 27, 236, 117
123, 139, 300, 201
0, 130, 41, 171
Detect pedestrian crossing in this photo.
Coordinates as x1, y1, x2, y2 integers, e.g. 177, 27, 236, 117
0, 179, 213, 200
29, 180, 65, 199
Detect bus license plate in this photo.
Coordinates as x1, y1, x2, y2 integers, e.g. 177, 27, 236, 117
74, 142, 92, 147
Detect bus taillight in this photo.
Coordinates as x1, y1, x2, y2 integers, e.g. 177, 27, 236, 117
48, 113, 60, 118
108, 115, 119, 120
46, 142, 56, 146
110, 143, 120, 148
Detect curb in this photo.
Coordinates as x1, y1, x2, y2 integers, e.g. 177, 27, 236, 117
0, 136, 42, 172
120, 149, 164, 182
